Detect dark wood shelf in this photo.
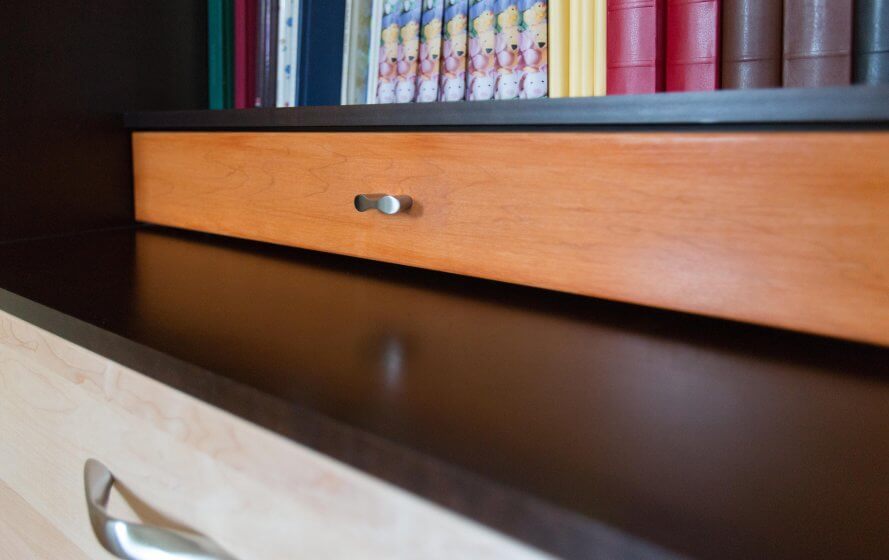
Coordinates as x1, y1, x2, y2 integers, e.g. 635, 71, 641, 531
1, 226, 888, 560
125, 85, 889, 130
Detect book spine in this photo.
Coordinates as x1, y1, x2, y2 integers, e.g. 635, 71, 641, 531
570, 0, 593, 96
494, 1, 521, 100
666, 0, 720, 92
289, 0, 300, 106
593, 0, 606, 95
223, 0, 235, 108
721, 0, 782, 89
255, 0, 268, 106
235, 0, 248, 108
377, 2, 401, 103
518, 0, 548, 99
245, 0, 258, 107
417, 0, 445, 102
396, 1, 422, 103
438, 0, 469, 101
607, 0, 665, 95
208, 0, 225, 109
548, 0, 570, 97
468, 0, 497, 100
854, 0, 889, 84
276, 0, 290, 106
783, 0, 853, 88
341, 0, 354, 104
367, 0, 384, 103
265, 1, 279, 106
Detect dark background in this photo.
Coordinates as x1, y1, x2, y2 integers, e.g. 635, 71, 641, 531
0, 2, 206, 242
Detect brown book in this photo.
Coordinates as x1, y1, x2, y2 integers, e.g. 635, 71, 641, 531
722, 0, 782, 89
783, 0, 854, 88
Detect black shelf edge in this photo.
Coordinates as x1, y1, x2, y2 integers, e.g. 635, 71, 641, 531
125, 85, 889, 130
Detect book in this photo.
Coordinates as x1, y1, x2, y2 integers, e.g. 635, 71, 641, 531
209, 0, 225, 109
548, 0, 569, 97
518, 0, 549, 98
854, 0, 889, 84
569, 0, 592, 96
417, 0, 445, 102
468, 0, 497, 100
297, 0, 348, 106
223, 0, 235, 108
396, 1, 422, 102
722, 0, 782, 89
439, 0, 469, 101
276, 0, 297, 107
593, 0, 606, 95
234, 0, 258, 108
607, 0, 665, 95
341, 0, 376, 105
665, 0, 720, 91
366, 0, 385, 103
376, 1, 401, 103
783, 0, 853, 88
494, 0, 521, 100
255, 0, 278, 107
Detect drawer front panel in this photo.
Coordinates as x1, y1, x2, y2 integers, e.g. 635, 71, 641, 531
133, 131, 889, 345
0, 310, 548, 560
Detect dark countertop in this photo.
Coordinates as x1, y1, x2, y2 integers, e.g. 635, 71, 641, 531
1, 226, 887, 560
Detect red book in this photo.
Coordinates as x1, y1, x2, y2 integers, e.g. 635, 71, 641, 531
607, 0, 666, 95
234, 0, 258, 109
665, 0, 720, 91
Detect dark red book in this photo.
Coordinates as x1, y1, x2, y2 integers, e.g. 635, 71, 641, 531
607, 0, 666, 95
665, 0, 720, 91
234, 0, 257, 109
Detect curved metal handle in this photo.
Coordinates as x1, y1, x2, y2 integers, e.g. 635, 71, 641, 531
354, 193, 413, 215
84, 459, 237, 560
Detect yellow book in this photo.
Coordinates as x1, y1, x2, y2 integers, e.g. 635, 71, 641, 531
548, 0, 570, 98
569, 0, 594, 96
593, 0, 607, 96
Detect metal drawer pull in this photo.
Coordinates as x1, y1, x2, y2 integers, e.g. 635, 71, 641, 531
84, 459, 237, 560
354, 193, 413, 215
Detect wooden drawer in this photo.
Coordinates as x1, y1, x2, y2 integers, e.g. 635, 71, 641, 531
0, 310, 548, 559
133, 131, 889, 346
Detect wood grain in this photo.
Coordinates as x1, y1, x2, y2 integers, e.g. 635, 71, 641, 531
0, 310, 550, 560
133, 131, 889, 345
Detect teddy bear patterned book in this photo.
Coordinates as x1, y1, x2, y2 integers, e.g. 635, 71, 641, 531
417, 0, 445, 102
376, 2, 401, 103
468, 0, 497, 100
396, 1, 423, 103
439, 0, 469, 100
518, 0, 548, 98
494, 0, 521, 99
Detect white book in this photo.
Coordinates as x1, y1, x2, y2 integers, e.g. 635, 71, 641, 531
276, 0, 298, 107
366, 0, 384, 104
340, 0, 355, 105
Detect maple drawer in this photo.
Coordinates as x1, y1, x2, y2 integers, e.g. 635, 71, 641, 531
133, 131, 889, 345
0, 309, 546, 559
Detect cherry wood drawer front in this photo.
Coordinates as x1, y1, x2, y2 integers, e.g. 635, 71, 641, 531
133, 131, 889, 345
0, 310, 548, 559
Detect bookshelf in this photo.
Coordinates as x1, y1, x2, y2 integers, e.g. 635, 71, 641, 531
126, 85, 889, 129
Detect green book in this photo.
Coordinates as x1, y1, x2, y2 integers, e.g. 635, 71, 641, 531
208, 0, 225, 109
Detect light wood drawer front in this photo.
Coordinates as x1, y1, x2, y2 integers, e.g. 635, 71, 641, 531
0, 310, 549, 560
133, 132, 889, 346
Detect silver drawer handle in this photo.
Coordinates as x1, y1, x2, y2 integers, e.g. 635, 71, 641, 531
84, 459, 237, 560
354, 193, 413, 215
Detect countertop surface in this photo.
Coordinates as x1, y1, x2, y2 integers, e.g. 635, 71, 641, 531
1, 226, 887, 560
